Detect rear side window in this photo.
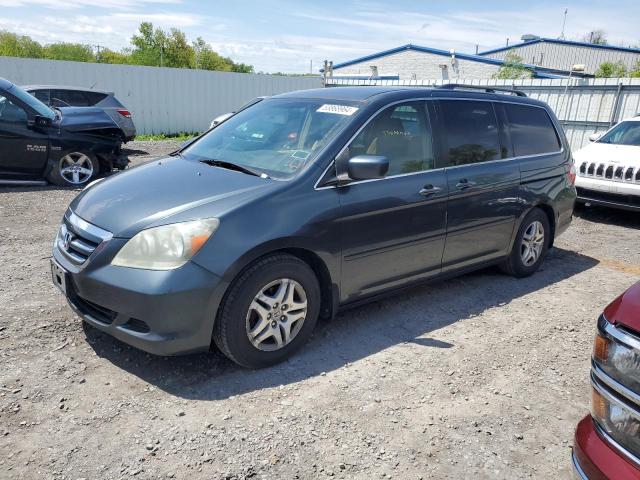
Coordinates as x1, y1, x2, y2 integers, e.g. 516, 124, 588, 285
51, 90, 107, 107
32, 89, 50, 105
504, 104, 561, 156
439, 100, 501, 166
84, 91, 108, 106
53, 90, 90, 107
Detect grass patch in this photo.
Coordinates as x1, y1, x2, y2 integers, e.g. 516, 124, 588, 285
135, 132, 200, 142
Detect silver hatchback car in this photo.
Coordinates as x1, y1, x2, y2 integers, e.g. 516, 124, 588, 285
24, 85, 136, 141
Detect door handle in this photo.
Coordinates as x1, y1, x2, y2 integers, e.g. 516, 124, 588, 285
418, 184, 442, 196
455, 179, 476, 190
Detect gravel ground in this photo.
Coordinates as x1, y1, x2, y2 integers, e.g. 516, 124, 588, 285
1, 140, 639, 480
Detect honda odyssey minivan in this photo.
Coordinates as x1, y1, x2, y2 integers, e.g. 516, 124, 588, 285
51, 85, 576, 368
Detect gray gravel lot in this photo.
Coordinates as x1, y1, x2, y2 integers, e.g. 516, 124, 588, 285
1, 140, 639, 479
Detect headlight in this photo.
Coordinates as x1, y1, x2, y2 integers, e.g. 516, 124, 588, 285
591, 315, 640, 460
593, 320, 640, 396
111, 218, 219, 270
591, 383, 640, 457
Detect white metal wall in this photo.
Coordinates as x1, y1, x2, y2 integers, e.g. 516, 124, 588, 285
326, 77, 640, 152
0, 56, 322, 135
332, 50, 502, 80
482, 43, 640, 76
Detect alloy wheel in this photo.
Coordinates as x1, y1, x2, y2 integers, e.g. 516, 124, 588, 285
59, 152, 93, 185
245, 278, 308, 352
520, 220, 545, 267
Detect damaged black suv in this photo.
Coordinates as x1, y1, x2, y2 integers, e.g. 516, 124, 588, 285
0, 78, 128, 187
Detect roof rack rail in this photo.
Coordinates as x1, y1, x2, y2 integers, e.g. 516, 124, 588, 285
437, 83, 527, 97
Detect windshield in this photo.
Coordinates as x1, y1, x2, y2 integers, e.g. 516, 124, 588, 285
7, 84, 55, 120
598, 121, 640, 146
182, 98, 360, 179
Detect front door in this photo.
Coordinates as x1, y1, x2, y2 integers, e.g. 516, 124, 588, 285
337, 100, 448, 302
436, 99, 521, 271
0, 93, 49, 178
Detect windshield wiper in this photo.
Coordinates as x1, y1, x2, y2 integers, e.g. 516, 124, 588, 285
200, 159, 269, 178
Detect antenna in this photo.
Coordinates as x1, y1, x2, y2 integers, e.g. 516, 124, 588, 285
560, 8, 568, 39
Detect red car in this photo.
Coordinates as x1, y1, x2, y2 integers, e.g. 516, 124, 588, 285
573, 282, 640, 479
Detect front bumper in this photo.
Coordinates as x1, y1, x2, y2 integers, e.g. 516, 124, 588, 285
573, 416, 640, 480
575, 175, 640, 211
52, 233, 228, 356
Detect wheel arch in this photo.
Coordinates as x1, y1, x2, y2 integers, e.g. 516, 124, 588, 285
214, 242, 339, 324
536, 203, 557, 248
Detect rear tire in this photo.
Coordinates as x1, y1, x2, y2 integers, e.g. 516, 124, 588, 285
500, 208, 551, 278
213, 254, 321, 369
47, 152, 99, 187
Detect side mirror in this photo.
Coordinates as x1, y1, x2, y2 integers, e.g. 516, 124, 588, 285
589, 132, 602, 142
29, 115, 52, 128
347, 155, 389, 181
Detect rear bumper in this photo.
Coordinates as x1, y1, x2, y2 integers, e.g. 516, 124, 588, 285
573, 416, 640, 480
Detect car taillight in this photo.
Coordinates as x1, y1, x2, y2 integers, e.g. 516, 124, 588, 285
117, 109, 131, 118
566, 161, 576, 186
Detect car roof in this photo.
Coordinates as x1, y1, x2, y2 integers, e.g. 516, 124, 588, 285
22, 85, 113, 95
0, 77, 15, 91
273, 86, 413, 102
273, 86, 549, 108
619, 115, 640, 122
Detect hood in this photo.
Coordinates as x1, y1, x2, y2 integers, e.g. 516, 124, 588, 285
58, 106, 118, 132
604, 281, 640, 332
70, 156, 275, 237
574, 142, 640, 167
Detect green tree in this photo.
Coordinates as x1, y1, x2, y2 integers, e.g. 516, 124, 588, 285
0, 24, 255, 74
595, 61, 628, 78
583, 30, 608, 45
130, 22, 167, 66
192, 37, 230, 70
493, 51, 533, 79
44, 42, 95, 62
98, 48, 130, 64
164, 28, 193, 68
0, 31, 44, 58
230, 61, 253, 73
628, 61, 640, 78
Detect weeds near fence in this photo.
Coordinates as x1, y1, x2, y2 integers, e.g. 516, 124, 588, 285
135, 132, 200, 141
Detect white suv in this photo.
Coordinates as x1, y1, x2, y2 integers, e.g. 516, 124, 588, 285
574, 116, 640, 211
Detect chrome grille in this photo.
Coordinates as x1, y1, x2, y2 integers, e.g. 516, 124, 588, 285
578, 161, 639, 183
56, 211, 112, 265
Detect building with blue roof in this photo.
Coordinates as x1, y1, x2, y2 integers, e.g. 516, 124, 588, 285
325, 43, 592, 81
479, 36, 640, 75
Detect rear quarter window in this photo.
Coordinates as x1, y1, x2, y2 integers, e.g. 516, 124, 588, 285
439, 100, 501, 166
504, 104, 561, 157
84, 91, 109, 106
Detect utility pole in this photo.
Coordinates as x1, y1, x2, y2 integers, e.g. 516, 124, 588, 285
560, 8, 568, 39
93, 44, 105, 62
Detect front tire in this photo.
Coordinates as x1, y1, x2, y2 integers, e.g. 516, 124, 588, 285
47, 152, 99, 187
500, 208, 551, 278
213, 254, 321, 368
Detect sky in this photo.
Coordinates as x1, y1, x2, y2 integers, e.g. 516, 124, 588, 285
1, 0, 639, 73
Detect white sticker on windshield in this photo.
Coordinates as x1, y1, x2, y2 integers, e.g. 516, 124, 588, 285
317, 104, 359, 116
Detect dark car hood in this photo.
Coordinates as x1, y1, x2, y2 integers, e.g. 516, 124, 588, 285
70, 156, 275, 237
58, 106, 118, 132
